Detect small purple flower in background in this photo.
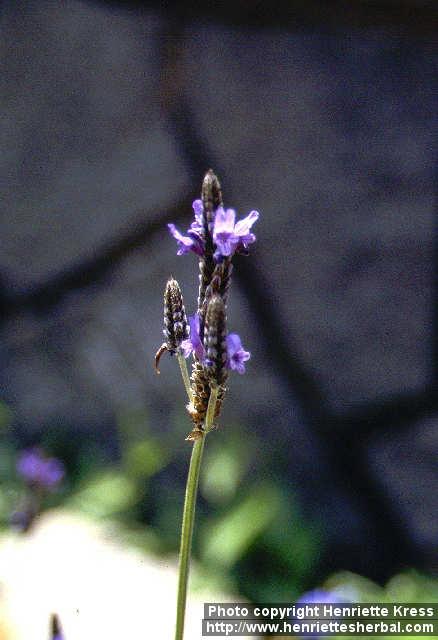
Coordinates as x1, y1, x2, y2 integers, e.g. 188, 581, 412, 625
9, 508, 35, 531
295, 588, 348, 640
226, 334, 250, 374
213, 207, 259, 259
296, 588, 344, 606
181, 314, 205, 360
17, 448, 65, 490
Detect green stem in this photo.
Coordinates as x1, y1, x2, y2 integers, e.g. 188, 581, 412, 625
204, 385, 218, 434
174, 436, 205, 640
177, 352, 193, 403
174, 387, 218, 640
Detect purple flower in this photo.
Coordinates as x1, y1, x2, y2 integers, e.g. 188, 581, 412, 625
213, 207, 259, 259
10, 509, 35, 531
190, 199, 204, 233
167, 224, 204, 256
168, 199, 259, 260
17, 449, 65, 490
226, 333, 250, 374
295, 589, 348, 640
167, 200, 205, 256
40, 458, 65, 487
296, 589, 343, 606
182, 324, 250, 374
181, 314, 205, 360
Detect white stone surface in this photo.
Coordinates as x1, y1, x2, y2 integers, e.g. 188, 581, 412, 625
0, 510, 258, 639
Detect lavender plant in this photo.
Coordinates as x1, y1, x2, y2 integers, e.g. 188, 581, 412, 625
155, 170, 259, 639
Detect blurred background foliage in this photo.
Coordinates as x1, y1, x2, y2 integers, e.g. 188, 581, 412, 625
0, 398, 321, 602
2, 395, 438, 613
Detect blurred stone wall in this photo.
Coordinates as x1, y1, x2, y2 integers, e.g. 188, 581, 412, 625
1, 0, 437, 579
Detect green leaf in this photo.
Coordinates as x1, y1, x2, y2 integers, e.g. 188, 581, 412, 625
201, 483, 282, 569
68, 472, 137, 518
124, 439, 168, 479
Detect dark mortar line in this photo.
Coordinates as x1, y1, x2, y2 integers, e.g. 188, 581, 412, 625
236, 257, 418, 578
157, 13, 211, 180
88, 0, 438, 35
330, 385, 438, 441
235, 256, 329, 422
319, 435, 418, 581
0, 204, 189, 319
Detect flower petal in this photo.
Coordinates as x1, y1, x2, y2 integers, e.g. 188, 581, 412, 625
226, 333, 242, 355
213, 207, 236, 237
168, 223, 192, 246
215, 238, 234, 257
40, 458, 65, 488
226, 333, 250, 373
180, 338, 194, 358
234, 210, 259, 236
181, 314, 205, 360
191, 199, 204, 232
192, 199, 203, 218
168, 224, 204, 256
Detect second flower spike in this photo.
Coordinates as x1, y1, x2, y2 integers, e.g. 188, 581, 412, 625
155, 278, 189, 373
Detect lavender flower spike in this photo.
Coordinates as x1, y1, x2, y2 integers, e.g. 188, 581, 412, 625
163, 278, 189, 353
226, 333, 250, 374
213, 207, 259, 259
155, 277, 189, 373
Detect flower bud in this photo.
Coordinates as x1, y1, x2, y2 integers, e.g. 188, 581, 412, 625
203, 294, 228, 386
163, 278, 188, 353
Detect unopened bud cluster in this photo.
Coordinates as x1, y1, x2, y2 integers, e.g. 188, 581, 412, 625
203, 294, 228, 387
163, 278, 188, 353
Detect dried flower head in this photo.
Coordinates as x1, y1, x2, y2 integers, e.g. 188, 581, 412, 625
186, 360, 226, 440
203, 294, 228, 387
163, 278, 188, 352
155, 278, 188, 373
197, 170, 223, 341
